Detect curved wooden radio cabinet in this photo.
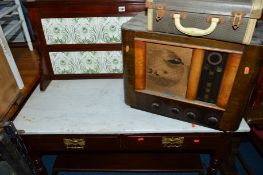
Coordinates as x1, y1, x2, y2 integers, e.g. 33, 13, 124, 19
122, 13, 263, 131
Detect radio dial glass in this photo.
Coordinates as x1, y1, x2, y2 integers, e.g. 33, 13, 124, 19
207, 52, 223, 65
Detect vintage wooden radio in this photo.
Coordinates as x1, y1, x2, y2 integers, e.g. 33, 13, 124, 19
122, 13, 263, 131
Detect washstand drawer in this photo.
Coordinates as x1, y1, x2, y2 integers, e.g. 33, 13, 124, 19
124, 134, 229, 150
21, 135, 121, 151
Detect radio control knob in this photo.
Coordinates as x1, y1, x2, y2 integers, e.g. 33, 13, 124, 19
207, 116, 219, 126
186, 111, 197, 120
151, 102, 160, 110
171, 107, 180, 115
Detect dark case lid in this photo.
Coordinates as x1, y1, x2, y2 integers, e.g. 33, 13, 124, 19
149, 0, 262, 19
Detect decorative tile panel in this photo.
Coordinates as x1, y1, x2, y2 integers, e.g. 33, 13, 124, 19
49, 51, 123, 74
41, 17, 132, 44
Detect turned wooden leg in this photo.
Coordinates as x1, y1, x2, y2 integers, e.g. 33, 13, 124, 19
207, 157, 221, 175
207, 134, 232, 175
220, 136, 241, 175
30, 153, 48, 175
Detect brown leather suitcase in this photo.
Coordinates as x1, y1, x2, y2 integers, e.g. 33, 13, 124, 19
147, 0, 263, 44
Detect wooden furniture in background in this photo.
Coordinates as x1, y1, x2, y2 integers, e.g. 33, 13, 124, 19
0, 46, 20, 121
1, 45, 39, 122
246, 66, 263, 127
235, 66, 263, 175
10, 46, 39, 99
0, 0, 33, 50
0, 44, 39, 175
0, 0, 34, 91
247, 65, 263, 155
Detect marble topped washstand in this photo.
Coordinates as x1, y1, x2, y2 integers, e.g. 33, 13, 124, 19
13, 79, 250, 175
14, 79, 249, 135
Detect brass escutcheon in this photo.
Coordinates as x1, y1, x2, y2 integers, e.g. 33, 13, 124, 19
162, 136, 184, 148
63, 138, 86, 149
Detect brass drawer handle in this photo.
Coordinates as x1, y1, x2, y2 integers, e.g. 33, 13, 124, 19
162, 136, 184, 148
63, 138, 86, 149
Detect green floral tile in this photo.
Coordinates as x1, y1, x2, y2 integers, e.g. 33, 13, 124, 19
41, 17, 132, 44
49, 51, 123, 74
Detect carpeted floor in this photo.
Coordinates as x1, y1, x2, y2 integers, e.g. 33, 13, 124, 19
42, 141, 263, 175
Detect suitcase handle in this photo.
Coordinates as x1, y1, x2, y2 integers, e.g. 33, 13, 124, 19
173, 14, 220, 36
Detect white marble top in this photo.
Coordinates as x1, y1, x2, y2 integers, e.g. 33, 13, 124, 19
14, 79, 250, 134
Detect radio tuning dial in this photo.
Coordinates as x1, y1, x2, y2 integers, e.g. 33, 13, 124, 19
207, 116, 219, 126
207, 52, 223, 65
171, 107, 180, 115
186, 111, 197, 120
151, 102, 160, 110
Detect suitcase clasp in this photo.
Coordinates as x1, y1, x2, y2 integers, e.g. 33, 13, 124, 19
156, 4, 165, 21
232, 11, 246, 30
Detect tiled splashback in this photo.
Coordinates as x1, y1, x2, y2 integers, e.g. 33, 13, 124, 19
41, 17, 131, 74
49, 51, 122, 74
41, 17, 131, 44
